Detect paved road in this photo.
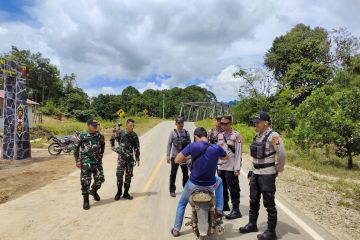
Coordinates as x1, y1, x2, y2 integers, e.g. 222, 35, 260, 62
0, 121, 337, 240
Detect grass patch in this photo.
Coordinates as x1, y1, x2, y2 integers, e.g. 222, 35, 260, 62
315, 177, 360, 211
285, 138, 360, 180
30, 116, 164, 148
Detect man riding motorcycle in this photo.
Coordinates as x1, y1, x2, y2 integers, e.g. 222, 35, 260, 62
170, 127, 230, 237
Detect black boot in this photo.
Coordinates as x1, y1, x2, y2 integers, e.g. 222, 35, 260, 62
114, 184, 122, 201
123, 187, 133, 200
225, 204, 242, 220
239, 222, 258, 234
83, 195, 90, 210
90, 189, 100, 201
257, 230, 277, 240
223, 203, 230, 212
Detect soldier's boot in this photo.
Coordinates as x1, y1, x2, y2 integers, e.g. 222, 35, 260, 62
239, 223, 258, 234
257, 221, 277, 240
114, 184, 122, 201
257, 230, 277, 240
225, 203, 242, 220
239, 214, 259, 233
83, 195, 90, 210
123, 186, 133, 200
223, 202, 230, 211
90, 189, 100, 201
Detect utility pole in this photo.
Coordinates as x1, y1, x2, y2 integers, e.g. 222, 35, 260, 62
162, 93, 165, 119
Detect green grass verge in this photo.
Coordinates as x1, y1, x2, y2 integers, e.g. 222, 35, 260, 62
30, 116, 164, 148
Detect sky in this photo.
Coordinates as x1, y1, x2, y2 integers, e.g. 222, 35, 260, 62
0, 0, 359, 101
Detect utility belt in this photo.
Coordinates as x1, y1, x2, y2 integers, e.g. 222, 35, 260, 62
253, 162, 275, 169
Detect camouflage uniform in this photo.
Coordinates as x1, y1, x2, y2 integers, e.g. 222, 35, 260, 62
74, 131, 105, 196
110, 129, 140, 193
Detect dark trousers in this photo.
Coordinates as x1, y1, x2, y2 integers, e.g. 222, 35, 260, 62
249, 173, 277, 231
169, 157, 189, 193
218, 169, 240, 207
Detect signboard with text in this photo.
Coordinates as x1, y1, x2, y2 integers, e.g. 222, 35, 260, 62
0, 58, 25, 77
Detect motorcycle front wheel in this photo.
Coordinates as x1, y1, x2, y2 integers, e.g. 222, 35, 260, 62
48, 143, 62, 155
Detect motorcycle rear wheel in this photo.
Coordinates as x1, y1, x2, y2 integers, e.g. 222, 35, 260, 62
48, 143, 62, 155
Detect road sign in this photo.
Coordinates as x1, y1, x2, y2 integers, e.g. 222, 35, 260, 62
116, 109, 125, 118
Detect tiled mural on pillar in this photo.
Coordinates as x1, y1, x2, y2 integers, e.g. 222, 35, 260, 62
1, 58, 31, 160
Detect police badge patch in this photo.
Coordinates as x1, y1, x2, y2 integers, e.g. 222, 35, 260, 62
272, 136, 280, 145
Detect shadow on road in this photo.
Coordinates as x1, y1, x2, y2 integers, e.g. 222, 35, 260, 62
132, 191, 158, 198
91, 191, 158, 207
257, 221, 301, 239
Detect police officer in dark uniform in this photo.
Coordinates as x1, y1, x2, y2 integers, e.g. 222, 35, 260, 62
167, 116, 191, 197
208, 115, 222, 144
239, 112, 286, 240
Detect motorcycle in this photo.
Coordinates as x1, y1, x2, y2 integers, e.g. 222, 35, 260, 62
47, 131, 80, 155
185, 189, 224, 240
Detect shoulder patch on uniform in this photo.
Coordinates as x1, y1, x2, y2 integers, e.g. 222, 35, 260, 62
272, 136, 280, 145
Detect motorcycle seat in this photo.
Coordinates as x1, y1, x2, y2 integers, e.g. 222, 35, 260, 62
191, 189, 214, 203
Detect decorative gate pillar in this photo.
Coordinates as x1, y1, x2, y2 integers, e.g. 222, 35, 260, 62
1, 58, 31, 160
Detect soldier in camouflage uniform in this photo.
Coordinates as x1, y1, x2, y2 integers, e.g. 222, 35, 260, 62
74, 119, 105, 210
110, 118, 140, 200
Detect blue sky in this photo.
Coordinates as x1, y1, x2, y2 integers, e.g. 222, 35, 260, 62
0, 0, 359, 100
0, 0, 34, 22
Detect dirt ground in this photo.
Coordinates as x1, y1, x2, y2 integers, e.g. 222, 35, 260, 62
0, 149, 75, 204
0, 120, 158, 205
0, 130, 120, 205
242, 154, 360, 240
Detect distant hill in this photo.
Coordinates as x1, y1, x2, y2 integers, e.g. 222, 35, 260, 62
228, 100, 238, 106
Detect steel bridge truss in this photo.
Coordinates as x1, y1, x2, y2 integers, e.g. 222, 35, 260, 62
179, 102, 231, 122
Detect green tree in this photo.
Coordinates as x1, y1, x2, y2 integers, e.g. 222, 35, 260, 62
91, 94, 122, 120
265, 24, 332, 104
231, 96, 270, 124
7, 46, 64, 103
295, 85, 360, 169
121, 86, 141, 113
64, 87, 90, 115
269, 88, 296, 132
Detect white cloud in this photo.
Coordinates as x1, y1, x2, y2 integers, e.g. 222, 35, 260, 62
0, 0, 359, 101
86, 86, 120, 97
137, 82, 170, 93
197, 83, 209, 90
206, 65, 241, 102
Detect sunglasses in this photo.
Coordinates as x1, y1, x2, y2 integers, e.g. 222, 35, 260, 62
220, 122, 230, 125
